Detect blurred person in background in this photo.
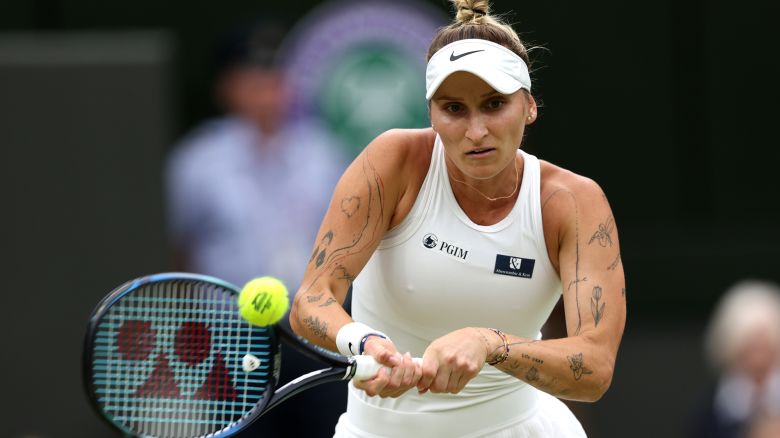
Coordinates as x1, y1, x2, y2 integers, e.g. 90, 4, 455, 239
692, 280, 780, 438
166, 20, 347, 289
165, 19, 348, 437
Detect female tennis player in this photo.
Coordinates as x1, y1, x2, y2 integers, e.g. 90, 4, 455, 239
290, 0, 626, 436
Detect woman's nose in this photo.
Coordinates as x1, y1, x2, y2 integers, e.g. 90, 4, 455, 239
464, 115, 488, 143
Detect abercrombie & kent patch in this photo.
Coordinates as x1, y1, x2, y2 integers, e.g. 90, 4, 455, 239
494, 255, 535, 278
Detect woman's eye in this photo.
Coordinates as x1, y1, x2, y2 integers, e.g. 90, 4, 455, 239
445, 103, 462, 113
486, 99, 505, 110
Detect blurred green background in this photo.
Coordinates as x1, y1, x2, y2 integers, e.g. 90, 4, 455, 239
1, 0, 778, 437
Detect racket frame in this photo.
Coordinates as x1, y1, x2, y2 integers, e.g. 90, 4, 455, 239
82, 273, 279, 437
82, 272, 361, 438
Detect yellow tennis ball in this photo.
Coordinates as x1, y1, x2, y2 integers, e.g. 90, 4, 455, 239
238, 276, 290, 326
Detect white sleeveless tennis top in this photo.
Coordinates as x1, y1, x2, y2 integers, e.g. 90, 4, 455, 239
343, 135, 563, 437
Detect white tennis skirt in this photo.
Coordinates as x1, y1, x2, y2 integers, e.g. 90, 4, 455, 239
332, 387, 587, 438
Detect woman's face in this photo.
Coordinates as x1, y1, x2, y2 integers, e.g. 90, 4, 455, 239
429, 71, 536, 181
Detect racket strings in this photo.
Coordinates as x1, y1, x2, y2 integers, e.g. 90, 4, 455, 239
90, 279, 274, 438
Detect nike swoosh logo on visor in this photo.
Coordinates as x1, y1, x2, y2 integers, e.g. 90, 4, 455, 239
450, 49, 484, 61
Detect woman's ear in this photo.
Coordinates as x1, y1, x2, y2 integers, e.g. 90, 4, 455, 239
525, 93, 538, 125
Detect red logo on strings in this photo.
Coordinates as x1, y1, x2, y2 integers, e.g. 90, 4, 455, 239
116, 320, 236, 401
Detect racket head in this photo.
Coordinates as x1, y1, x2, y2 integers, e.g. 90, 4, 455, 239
83, 273, 280, 438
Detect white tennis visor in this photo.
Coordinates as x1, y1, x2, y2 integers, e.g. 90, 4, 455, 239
425, 38, 531, 100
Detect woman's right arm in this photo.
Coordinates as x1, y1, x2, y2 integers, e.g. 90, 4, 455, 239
289, 129, 419, 354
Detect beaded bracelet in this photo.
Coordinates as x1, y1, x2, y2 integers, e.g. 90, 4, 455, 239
486, 328, 510, 366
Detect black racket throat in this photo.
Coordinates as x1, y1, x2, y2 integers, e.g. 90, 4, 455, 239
263, 324, 355, 413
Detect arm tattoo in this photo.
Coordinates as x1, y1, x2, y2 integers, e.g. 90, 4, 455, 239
541, 188, 564, 211
340, 196, 360, 218
304, 157, 386, 293
622, 287, 626, 297
311, 231, 334, 268
567, 353, 593, 380
591, 285, 605, 326
325, 158, 385, 264
306, 293, 324, 303
525, 366, 540, 382
607, 252, 621, 271
558, 190, 584, 336
521, 353, 544, 365
333, 265, 356, 286
573, 195, 583, 336
302, 316, 329, 340
588, 217, 615, 247
318, 297, 337, 307
567, 276, 588, 292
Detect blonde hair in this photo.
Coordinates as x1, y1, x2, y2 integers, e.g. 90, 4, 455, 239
427, 0, 530, 64
705, 279, 780, 372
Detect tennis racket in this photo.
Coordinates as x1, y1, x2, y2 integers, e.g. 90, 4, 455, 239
83, 272, 411, 438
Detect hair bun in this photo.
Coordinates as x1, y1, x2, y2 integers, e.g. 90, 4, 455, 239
453, 0, 491, 23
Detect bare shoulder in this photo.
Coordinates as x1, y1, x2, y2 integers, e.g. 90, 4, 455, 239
365, 128, 434, 172
363, 128, 434, 194
539, 160, 608, 215
364, 128, 435, 228
538, 160, 611, 270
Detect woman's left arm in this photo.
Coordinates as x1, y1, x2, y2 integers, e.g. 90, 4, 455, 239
493, 175, 626, 401
417, 176, 626, 401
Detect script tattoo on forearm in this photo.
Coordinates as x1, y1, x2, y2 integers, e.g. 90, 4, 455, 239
591, 285, 605, 326
567, 353, 593, 380
521, 352, 544, 365
501, 342, 542, 379
588, 217, 614, 247
567, 276, 588, 292
303, 316, 329, 340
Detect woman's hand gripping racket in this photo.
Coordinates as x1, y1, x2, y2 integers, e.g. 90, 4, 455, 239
83, 272, 417, 438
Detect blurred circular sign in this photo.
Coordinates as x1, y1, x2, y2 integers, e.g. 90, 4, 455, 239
280, 0, 445, 157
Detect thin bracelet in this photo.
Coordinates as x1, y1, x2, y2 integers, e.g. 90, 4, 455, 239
359, 333, 387, 355
486, 328, 510, 366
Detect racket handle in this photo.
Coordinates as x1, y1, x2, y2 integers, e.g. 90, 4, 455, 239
351, 355, 423, 381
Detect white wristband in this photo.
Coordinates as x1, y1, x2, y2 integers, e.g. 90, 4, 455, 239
336, 322, 388, 356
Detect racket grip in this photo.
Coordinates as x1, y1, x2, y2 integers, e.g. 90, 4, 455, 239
351, 355, 423, 381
